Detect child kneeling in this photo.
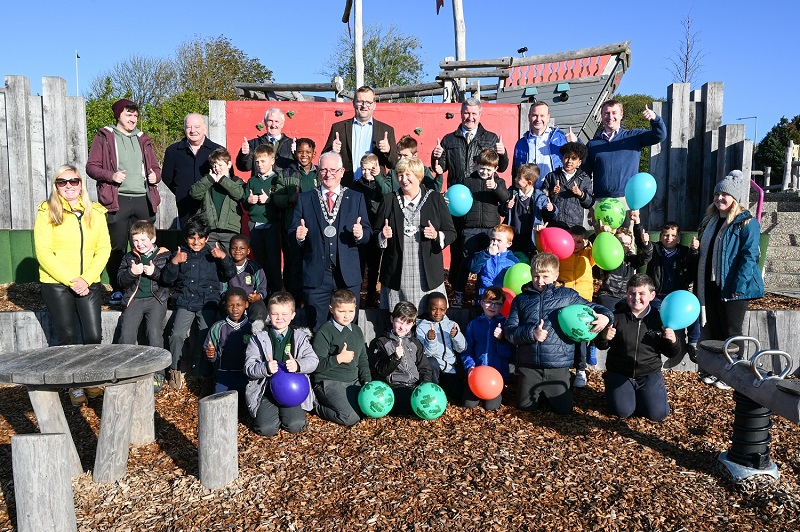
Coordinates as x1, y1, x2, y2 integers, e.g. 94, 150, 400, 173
369, 301, 433, 415
243, 291, 318, 436
594, 274, 683, 421
504, 253, 613, 415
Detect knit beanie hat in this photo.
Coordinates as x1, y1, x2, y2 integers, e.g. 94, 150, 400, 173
112, 99, 137, 121
714, 170, 746, 205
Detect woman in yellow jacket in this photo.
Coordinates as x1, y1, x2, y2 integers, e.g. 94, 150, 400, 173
34, 164, 111, 350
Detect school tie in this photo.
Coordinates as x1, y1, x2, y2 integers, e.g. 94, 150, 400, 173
326, 191, 335, 212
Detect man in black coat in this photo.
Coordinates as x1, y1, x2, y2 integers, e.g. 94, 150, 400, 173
236, 108, 295, 175
162, 113, 222, 227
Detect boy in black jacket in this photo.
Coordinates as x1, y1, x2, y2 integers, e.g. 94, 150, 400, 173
594, 274, 683, 421
452, 148, 510, 307
369, 301, 433, 415
161, 215, 237, 389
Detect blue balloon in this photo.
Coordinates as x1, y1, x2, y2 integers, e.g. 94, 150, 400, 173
625, 172, 657, 210
660, 290, 700, 330
269, 363, 311, 407
444, 184, 473, 217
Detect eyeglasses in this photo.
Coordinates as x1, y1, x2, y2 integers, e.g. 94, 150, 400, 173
482, 301, 503, 308
354, 100, 375, 107
319, 168, 342, 175
55, 178, 81, 187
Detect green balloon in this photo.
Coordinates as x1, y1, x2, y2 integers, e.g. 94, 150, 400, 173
358, 381, 395, 418
503, 263, 533, 295
592, 232, 625, 271
410, 382, 447, 420
594, 198, 626, 230
557, 304, 599, 342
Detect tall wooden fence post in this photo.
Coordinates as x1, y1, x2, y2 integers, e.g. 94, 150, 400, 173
198, 390, 239, 489
12, 433, 77, 532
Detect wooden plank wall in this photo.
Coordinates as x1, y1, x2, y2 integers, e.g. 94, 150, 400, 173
646, 82, 750, 231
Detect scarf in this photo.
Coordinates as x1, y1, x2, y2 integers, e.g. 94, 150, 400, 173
696, 215, 729, 327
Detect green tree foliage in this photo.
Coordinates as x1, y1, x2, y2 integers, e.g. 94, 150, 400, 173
614, 93, 665, 172
85, 35, 271, 153
174, 35, 272, 102
753, 115, 800, 176
322, 24, 425, 93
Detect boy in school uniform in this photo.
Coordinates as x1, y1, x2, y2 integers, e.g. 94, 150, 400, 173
204, 287, 252, 399
416, 292, 466, 400
542, 142, 594, 228
161, 215, 237, 390
311, 289, 372, 426
225, 234, 268, 321
244, 291, 318, 436
503, 164, 555, 260
504, 253, 613, 415
350, 154, 384, 307
273, 138, 318, 304
242, 143, 283, 295
377, 135, 443, 194
368, 301, 433, 415
595, 274, 683, 421
189, 147, 245, 252
117, 220, 171, 349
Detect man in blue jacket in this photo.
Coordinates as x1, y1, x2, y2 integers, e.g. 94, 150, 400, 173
583, 100, 667, 203
512, 102, 577, 186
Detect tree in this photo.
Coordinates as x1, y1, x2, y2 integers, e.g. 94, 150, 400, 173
85, 35, 272, 153
667, 13, 707, 85
614, 93, 665, 172
174, 35, 273, 102
753, 115, 800, 176
322, 24, 425, 93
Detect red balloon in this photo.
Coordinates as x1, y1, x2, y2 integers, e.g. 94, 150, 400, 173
467, 366, 504, 400
501, 287, 515, 317
539, 227, 575, 259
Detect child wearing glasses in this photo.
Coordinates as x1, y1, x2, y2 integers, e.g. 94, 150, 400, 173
461, 286, 514, 410
451, 149, 510, 307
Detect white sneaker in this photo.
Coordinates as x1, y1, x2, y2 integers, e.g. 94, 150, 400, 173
714, 379, 732, 390
700, 372, 718, 386
574, 370, 587, 388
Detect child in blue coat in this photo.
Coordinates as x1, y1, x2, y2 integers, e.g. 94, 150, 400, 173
461, 286, 514, 410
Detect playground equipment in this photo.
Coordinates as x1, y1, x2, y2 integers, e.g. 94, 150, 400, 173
696, 337, 797, 484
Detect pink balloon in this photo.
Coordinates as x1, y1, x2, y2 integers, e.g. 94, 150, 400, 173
539, 227, 575, 259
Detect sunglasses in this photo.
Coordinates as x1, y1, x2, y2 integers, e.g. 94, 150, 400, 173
56, 178, 81, 187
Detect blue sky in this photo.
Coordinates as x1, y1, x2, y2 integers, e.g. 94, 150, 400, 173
1, 0, 796, 143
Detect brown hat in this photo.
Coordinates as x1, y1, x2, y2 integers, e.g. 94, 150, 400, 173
112, 99, 137, 120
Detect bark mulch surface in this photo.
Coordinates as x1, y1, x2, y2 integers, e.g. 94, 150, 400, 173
1, 373, 800, 530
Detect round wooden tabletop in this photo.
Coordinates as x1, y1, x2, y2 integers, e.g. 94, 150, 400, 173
0, 344, 171, 386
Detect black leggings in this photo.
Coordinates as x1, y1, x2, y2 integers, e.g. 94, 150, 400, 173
41, 282, 104, 345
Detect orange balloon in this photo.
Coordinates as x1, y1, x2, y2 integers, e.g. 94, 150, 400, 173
468, 366, 503, 400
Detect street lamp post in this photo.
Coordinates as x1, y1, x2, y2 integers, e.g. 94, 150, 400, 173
736, 116, 758, 144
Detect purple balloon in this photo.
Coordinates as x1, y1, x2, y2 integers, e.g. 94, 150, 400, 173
269, 364, 310, 407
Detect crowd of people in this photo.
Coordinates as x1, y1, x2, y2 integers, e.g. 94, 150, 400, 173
32, 90, 764, 431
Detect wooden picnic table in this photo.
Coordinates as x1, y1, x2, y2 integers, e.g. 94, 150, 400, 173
0, 344, 170, 483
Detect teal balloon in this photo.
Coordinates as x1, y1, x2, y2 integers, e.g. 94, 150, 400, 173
594, 198, 626, 230
660, 290, 700, 330
625, 172, 657, 210
410, 382, 447, 420
503, 263, 533, 295
445, 184, 473, 217
358, 381, 395, 418
557, 304, 599, 342
592, 232, 625, 271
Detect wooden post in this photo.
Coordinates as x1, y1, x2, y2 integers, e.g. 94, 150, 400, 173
198, 391, 239, 489
452, 0, 467, 93
784, 141, 795, 191
27, 389, 83, 478
354, 0, 364, 90
666, 83, 690, 228
12, 433, 77, 532
648, 100, 670, 229
93, 382, 136, 483
42, 77, 69, 199
0, 89, 10, 228
701, 82, 724, 212
5, 76, 34, 230
130, 376, 155, 446
716, 124, 746, 182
